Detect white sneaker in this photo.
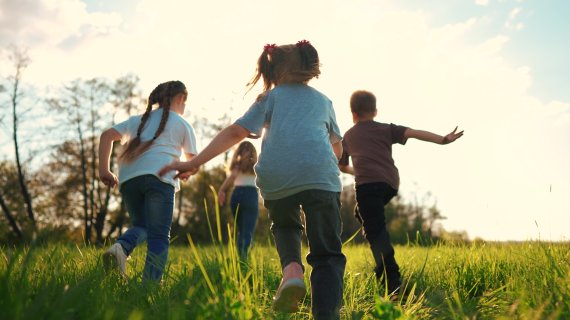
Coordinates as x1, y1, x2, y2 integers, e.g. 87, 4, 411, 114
103, 243, 128, 277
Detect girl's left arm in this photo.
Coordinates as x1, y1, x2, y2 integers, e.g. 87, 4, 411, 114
331, 140, 343, 160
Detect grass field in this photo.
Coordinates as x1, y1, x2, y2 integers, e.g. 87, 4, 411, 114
1, 237, 568, 320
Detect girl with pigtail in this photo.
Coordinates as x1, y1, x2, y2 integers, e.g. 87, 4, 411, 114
159, 41, 345, 319
99, 80, 198, 282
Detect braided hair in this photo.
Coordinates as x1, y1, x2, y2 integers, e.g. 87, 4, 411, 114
119, 80, 187, 163
247, 40, 320, 95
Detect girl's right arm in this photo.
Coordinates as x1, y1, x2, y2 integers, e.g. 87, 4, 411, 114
98, 128, 122, 188
217, 169, 238, 206
159, 124, 251, 178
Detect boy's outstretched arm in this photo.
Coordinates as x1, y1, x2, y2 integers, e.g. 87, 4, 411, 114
158, 124, 250, 177
404, 126, 464, 145
98, 128, 122, 188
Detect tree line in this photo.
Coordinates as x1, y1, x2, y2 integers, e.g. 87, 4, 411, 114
0, 47, 468, 246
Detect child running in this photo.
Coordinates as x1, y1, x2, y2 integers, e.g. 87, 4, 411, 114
339, 90, 463, 294
217, 141, 259, 259
159, 40, 346, 319
99, 80, 198, 282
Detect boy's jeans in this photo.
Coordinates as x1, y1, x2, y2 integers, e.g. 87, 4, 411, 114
230, 186, 259, 257
354, 182, 401, 284
118, 174, 174, 281
264, 189, 346, 320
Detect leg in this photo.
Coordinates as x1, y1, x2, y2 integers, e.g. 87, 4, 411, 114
117, 176, 148, 256
264, 194, 306, 312
264, 195, 304, 270
301, 190, 346, 320
142, 175, 175, 282
231, 187, 259, 257
355, 183, 400, 291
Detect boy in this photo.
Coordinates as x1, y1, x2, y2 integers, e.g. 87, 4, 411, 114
339, 90, 463, 294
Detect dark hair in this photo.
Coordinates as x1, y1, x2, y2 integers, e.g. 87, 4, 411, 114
350, 90, 377, 117
229, 141, 257, 174
247, 40, 321, 94
119, 80, 187, 163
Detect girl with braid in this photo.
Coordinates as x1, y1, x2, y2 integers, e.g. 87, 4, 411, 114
98, 80, 198, 282
159, 41, 345, 319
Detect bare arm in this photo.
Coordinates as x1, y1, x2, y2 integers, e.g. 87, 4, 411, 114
331, 140, 343, 160
217, 169, 238, 206
159, 124, 250, 177
177, 153, 197, 181
404, 126, 464, 145
98, 128, 122, 188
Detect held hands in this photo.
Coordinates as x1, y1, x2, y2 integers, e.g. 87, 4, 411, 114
99, 170, 118, 188
158, 160, 200, 179
442, 126, 464, 144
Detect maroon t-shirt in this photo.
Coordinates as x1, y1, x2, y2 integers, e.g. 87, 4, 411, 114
339, 120, 408, 189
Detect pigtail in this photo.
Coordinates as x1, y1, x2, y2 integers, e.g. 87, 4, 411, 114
247, 44, 277, 94
296, 40, 321, 79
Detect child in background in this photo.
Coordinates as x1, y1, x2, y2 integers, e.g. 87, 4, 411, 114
98, 80, 198, 282
217, 141, 259, 258
159, 40, 345, 320
339, 90, 463, 294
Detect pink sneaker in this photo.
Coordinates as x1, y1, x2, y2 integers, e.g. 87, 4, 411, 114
273, 263, 306, 312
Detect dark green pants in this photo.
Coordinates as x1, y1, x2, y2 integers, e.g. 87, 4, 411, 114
265, 189, 346, 320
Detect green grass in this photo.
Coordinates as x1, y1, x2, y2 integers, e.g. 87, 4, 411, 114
1, 239, 568, 319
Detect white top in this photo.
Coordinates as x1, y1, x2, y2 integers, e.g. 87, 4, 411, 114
113, 108, 198, 191
234, 172, 256, 187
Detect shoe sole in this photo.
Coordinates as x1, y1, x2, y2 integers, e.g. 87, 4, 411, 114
273, 279, 306, 313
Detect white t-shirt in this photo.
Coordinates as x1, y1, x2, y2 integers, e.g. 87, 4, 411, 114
113, 108, 198, 191
234, 172, 256, 187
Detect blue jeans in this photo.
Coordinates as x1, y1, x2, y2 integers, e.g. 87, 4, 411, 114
264, 190, 346, 320
117, 175, 174, 281
230, 186, 259, 257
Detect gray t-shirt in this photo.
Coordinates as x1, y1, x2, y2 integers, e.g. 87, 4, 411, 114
235, 83, 342, 200
339, 120, 408, 189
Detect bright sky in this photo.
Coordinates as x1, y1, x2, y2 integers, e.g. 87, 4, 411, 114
1, 0, 569, 241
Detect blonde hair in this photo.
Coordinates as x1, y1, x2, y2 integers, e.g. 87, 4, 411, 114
229, 141, 257, 174
247, 40, 320, 94
119, 80, 187, 163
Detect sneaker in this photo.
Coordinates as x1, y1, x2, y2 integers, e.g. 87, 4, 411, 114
103, 243, 128, 277
273, 277, 306, 313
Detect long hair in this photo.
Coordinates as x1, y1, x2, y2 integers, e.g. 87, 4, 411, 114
119, 80, 187, 163
246, 40, 320, 95
229, 141, 257, 174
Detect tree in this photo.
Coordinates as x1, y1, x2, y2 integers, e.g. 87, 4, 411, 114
48, 78, 112, 244
6, 46, 36, 234
0, 161, 23, 241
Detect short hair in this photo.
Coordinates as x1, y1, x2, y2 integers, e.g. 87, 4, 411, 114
350, 90, 376, 117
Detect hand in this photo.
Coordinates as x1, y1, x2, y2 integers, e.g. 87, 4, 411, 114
99, 170, 118, 188
442, 126, 464, 144
178, 167, 199, 181
158, 160, 199, 179
218, 191, 226, 206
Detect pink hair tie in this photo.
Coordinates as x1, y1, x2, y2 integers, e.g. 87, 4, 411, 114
264, 43, 276, 54
296, 39, 310, 47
